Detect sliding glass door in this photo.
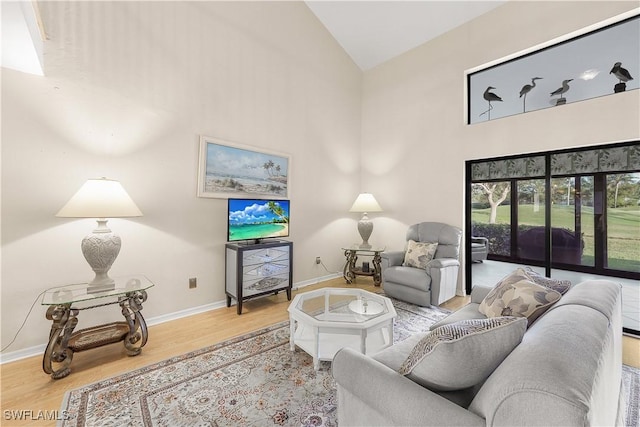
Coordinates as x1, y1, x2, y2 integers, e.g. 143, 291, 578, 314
548, 176, 594, 268
517, 179, 546, 263
466, 141, 640, 335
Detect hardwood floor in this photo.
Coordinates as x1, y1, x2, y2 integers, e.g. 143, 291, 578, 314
1, 277, 637, 426
623, 333, 640, 367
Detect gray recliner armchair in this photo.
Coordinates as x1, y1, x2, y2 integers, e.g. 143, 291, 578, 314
471, 236, 489, 262
381, 222, 462, 306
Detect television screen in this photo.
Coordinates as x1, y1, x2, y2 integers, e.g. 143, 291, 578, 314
227, 198, 290, 243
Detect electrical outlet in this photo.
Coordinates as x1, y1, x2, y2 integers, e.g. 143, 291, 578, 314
315, 257, 321, 265
189, 277, 197, 289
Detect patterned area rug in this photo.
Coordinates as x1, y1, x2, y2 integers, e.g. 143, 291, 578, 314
624, 364, 640, 427
59, 300, 640, 427
59, 298, 449, 426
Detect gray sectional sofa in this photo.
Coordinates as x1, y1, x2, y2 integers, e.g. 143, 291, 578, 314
332, 279, 624, 426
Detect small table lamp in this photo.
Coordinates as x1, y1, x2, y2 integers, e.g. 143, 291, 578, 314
56, 178, 143, 293
349, 193, 382, 249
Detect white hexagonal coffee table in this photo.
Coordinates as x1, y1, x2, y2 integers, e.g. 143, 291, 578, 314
288, 288, 397, 370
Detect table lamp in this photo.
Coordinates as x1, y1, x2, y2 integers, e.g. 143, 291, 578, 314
56, 178, 143, 293
349, 193, 382, 249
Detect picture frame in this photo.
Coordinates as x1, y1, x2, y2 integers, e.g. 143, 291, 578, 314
197, 136, 290, 199
466, 10, 639, 124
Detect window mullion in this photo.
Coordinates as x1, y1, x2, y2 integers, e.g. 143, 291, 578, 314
594, 175, 606, 270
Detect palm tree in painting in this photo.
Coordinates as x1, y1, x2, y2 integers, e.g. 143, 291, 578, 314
267, 201, 288, 223
263, 160, 276, 176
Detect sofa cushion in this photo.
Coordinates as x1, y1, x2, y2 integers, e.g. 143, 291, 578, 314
468, 281, 622, 426
479, 269, 561, 323
524, 267, 572, 295
428, 303, 487, 330
396, 317, 527, 391
403, 240, 438, 269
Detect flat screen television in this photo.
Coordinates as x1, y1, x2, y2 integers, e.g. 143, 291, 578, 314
227, 198, 290, 243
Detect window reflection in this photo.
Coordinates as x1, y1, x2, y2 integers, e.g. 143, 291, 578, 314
606, 172, 640, 272
471, 182, 511, 257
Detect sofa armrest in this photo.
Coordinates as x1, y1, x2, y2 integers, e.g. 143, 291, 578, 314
470, 285, 494, 304
381, 251, 405, 269
333, 348, 485, 426
429, 303, 486, 330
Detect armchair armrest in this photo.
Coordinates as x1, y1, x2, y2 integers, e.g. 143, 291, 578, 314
471, 236, 489, 247
333, 348, 485, 426
426, 258, 459, 269
426, 258, 460, 305
381, 251, 405, 269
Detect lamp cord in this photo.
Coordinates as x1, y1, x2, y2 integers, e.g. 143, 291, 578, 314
318, 259, 341, 275
1, 290, 47, 353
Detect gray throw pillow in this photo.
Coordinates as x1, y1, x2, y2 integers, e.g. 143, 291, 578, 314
524, 267, 572, 295
398, 316, 527, 391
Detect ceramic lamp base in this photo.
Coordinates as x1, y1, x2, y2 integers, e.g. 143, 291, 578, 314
357, 213, 373, 249
82, 219, 120, 293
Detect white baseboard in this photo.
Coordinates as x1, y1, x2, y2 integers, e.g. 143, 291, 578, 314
293, 272, 341, 290
0, 343, 47, 365
145, 300, 228, 327
0, 274, 342, 365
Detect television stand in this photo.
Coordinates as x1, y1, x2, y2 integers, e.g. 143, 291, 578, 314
225, 240, 293, 314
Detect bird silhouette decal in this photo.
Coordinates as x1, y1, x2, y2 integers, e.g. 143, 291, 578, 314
610, 62, 634, 93
519, 77, 543, 112
610, 62, 634, 83
550, 79, 572, 105
480, 86, 503, 120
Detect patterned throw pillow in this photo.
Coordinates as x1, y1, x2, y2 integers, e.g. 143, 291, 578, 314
403, 240, 438, 269
398, 317, 527, 391
524, 267, 572, 295
479, 269, 562, 323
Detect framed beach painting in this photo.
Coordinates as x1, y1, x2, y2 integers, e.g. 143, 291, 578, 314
197, 136, 290, 199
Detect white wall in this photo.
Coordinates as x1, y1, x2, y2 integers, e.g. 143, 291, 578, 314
3, 0, 639, 357
1, 1, 362, 355
361, 1, 640, 294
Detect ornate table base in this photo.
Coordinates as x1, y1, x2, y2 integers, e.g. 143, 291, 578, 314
342, 246, 384, 286
42, 289, 149, 379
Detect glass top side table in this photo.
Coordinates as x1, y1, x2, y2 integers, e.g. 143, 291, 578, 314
341, 246, 386, 286
41, 275, 154, 379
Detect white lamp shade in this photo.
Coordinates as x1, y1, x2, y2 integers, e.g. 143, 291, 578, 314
349, 193, 382, 213
56, 178, 143, 218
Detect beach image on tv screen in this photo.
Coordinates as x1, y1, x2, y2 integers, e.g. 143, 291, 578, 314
228, 199, 289, 241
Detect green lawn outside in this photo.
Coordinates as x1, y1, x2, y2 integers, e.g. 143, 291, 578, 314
472, 204, 640, 272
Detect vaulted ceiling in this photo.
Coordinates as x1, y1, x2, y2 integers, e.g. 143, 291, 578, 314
2, 1, 506, 75
305, 1, 506, 70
